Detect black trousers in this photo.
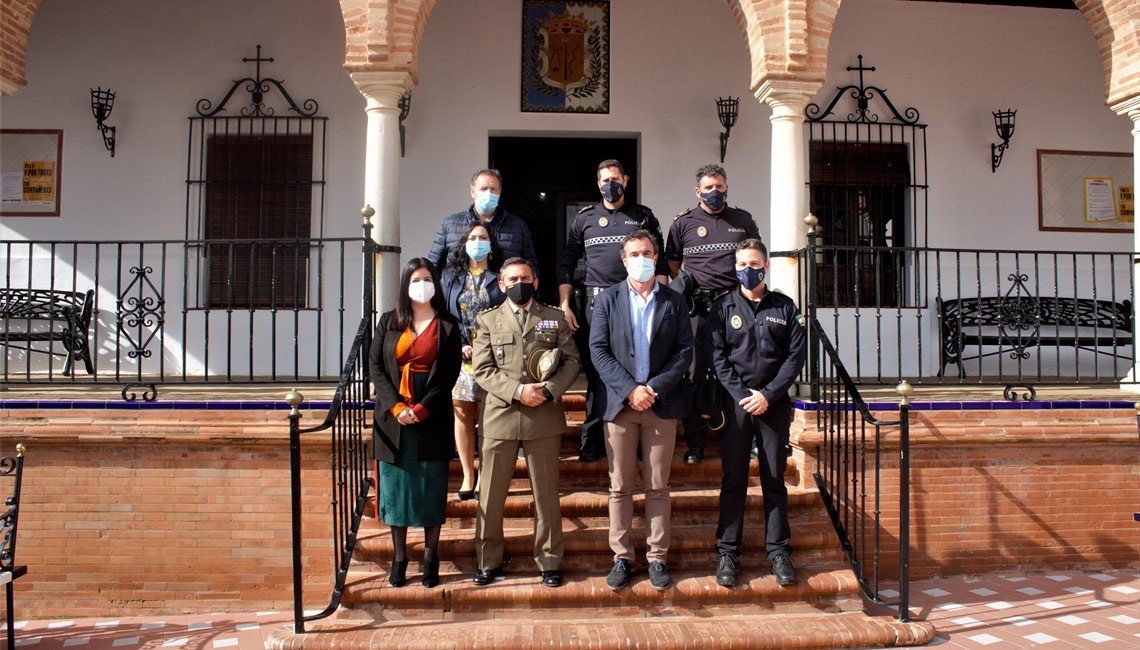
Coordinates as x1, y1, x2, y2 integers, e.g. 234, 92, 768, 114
715, 395, 792, 559
573, 290, 605, 453
680, 310, 712, 451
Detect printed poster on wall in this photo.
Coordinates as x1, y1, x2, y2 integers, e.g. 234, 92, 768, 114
1119, 185, 1134, 223
521, 0, 610, 114
1, 129, 63, 217
1084, 177, 1116, 222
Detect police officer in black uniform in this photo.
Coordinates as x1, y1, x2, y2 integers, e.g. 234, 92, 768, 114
559, 159, 669, 462
709, 238, 806, 589
665, 164, 760, 464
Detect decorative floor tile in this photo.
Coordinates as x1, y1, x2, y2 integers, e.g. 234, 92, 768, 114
1085, 599, 1115, 609
1077, 631, 1116, 643
1064, 587, 1093, 595
1056, 615, 1089, 625
951, 616, 983, 628
111, 637, 140, 647
937, 601, 966, 611
924, 587, 951, 597
1110, 585, 1139, 595
46, 622, 74, 629
879, 588, 899, 598
15, 637, 43, 647
1004, 577, 1028, 583
1090, 574, 1117, 582
234, 623, 259, 631
161, 639, 188, 647
1024, 632, 1060, 643
211, 640, 239, 648
963, 633, 1003, 645
93, 621, 120, 629
1046, 575, 1072, 582
1037, 600, 1066, 610
969, 588, 998, 597
1017, 587, 1046, 596
1003, 615, 1034, 626
139, 623, 165, 630
187, 622, 212, 631
60, 637, 89, 647
1109, 614, 1140, 624
985, 601, 1013, 610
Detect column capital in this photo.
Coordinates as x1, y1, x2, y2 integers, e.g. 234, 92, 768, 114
754, 79, 821, 116
1110, 93, 1140, 122
351, 71, 414, 107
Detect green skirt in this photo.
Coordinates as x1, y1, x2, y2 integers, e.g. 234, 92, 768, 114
377, 371, 449, 527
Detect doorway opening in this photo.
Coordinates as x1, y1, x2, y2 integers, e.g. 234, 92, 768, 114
489, 135, 638, 304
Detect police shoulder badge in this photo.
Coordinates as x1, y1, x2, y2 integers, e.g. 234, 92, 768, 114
697, 226, 708, 238
795, 314, 806, 327
598, 216, 609, 227
730, 314, 743, 330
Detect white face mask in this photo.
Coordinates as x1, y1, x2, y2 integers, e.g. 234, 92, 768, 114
625, 256, 655, 283
408, 279, 435, 304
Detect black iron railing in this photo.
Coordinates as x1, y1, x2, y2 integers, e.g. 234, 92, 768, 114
809, 315, 912, 621
784, 228, 1136, 392
286, 314, 372, 633
0, 234, 370, 398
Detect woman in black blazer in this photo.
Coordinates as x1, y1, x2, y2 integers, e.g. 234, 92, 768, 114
370, 258, 462, 588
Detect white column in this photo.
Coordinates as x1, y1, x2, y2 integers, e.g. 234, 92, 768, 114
755, 80, 820, 307
352, 71, 413, 315
1110, 95, 1140, 388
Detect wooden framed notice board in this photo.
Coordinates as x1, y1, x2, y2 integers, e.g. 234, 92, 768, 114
1038, 149, 1133, 233
1, 129, 63, 217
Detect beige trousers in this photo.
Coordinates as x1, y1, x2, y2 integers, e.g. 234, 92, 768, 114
604, 406, 676, 564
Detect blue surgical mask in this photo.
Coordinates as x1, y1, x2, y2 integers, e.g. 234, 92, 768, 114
474, 190, 499, 214
736, 266, 765, 290
466, 239, 491, 261
701, 189, 727, 212
625, 256, 655, 283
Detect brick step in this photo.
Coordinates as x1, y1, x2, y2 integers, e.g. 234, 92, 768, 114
340, 562, 862, 616
354, 517, 845, 574
364, 485, 823, 531
267, 611, 936, 650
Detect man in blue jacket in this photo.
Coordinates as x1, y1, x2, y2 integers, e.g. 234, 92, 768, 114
709, 238, 806, 589
589, 230, 693, 592
428, 169, 538, 273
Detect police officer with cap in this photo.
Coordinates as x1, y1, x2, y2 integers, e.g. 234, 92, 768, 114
665, 164, 760, 464
559, 159, 669, 463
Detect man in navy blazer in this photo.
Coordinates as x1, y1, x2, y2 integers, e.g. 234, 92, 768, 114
589, 230, 693, 592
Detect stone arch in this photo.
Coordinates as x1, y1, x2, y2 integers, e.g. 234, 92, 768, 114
1074, 0, 1140, 107
0, 0, 42, 94
339, 0, 436, 82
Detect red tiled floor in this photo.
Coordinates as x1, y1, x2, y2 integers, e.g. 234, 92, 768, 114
9, 570, 1140, 649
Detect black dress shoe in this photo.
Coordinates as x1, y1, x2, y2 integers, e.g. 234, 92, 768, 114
771, 552, 797, 586
472, 566, 503, 586
541, 570, 563, 587
578, 447, 602, 463
684, 448, 704, 465
389, 559, 408, 587
457, 489, 477, 501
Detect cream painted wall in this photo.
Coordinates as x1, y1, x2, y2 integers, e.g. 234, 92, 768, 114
824, 0, 1133, 251
0, 0, 365, 242
399, 0, 766, 263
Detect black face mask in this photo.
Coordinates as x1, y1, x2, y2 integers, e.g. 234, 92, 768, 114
600, 180, 625, 204
701, 189, 727, 212
506, 281, 535, 305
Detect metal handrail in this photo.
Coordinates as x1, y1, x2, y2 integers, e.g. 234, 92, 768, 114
286, 315, 372, 633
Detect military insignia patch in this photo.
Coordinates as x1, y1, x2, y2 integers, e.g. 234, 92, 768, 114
730, 315, 743, 330
697, 226, 708, 238
598, 216, 609, 227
